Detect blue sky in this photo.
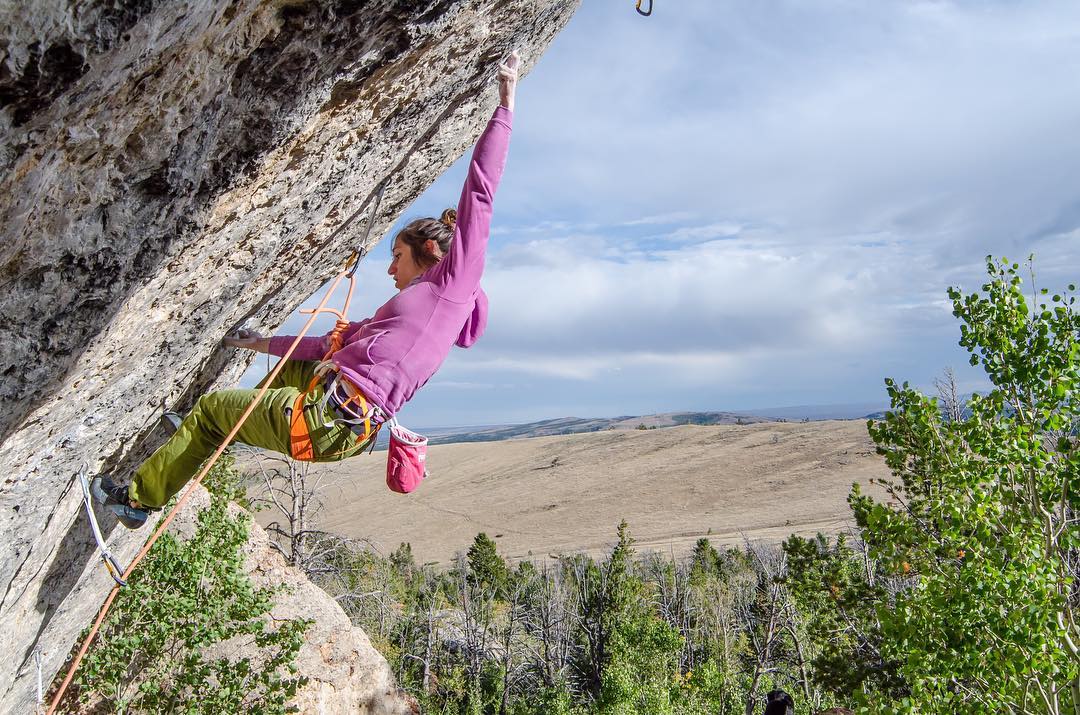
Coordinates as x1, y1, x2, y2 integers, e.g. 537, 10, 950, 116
256, 0, 1080, 428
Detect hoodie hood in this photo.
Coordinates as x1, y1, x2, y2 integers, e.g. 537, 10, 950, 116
456, 286, 488, 348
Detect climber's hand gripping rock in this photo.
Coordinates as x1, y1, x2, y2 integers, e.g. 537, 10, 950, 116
223, 328, 269, 352
498, 50, 519, 111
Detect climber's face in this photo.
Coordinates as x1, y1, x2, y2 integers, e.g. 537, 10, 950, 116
389, 235, 425, 290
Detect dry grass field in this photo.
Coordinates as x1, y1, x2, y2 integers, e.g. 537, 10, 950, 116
277, 419, 891, 565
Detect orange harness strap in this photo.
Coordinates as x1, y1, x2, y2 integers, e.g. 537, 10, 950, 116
289, 317, 360, 461
289, 389, 316, 461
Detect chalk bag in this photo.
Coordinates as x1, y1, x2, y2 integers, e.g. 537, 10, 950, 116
386, 421, 428, 494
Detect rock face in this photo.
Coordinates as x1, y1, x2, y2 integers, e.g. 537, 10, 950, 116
175, 488, 419, 714
0, 1, 578, 712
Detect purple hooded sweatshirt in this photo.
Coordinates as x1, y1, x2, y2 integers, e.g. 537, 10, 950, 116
268, 106, 512, 417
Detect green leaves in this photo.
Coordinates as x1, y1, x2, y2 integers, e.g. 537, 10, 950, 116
74, 491, 309, 713
849, 257, 1080, 713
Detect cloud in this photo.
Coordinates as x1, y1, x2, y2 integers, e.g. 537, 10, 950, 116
477, 226, 912, 366
510, 0, 1080, 256
459, 349, 744, 382
661, 222, 743, 243
619, 211, 697, 227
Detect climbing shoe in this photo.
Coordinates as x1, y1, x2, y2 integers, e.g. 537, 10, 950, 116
90, 476, 151, 529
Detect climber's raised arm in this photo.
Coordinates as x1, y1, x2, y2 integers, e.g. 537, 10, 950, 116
426, 51, 518, 302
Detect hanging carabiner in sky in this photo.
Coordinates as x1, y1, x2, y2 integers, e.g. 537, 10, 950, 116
636, 0, 653, 17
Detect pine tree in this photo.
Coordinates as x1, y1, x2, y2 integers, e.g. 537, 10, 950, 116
467, 532, 508, 596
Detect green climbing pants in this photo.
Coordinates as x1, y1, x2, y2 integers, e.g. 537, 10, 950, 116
129, 359, 375, 508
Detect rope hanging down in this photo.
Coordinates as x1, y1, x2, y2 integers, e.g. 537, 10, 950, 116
46, 181, 388, 715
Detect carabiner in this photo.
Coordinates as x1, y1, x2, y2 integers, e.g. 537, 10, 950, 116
636, 0, 652, 16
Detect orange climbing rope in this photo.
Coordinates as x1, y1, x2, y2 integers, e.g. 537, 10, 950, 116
46, 183, 386, 714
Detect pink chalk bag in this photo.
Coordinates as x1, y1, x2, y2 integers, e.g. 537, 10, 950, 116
386, 418, 428, 493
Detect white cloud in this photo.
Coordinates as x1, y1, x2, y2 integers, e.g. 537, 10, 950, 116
479, 227, 908, 363
460, 349, 744, 381
619, 211, 697, 227
662, 222, 744, 243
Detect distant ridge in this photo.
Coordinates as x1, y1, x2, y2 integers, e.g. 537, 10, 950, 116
419, 404, 889, 446
742, 401, 890, 421
424, 411, 774, 446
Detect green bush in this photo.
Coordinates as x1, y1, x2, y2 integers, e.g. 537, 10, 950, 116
783, 533, 904, 700
74, 494, 309, 713
600, 611, 683, 714
202, 452, 250, 508
849, 258, 1080, 712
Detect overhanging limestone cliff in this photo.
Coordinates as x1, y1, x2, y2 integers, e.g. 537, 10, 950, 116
0, 1, 579, 712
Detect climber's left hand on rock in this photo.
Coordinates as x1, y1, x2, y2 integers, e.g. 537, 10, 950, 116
223, 329, 268, 352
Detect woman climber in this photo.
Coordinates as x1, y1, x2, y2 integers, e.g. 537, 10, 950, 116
93, 51, 520, 528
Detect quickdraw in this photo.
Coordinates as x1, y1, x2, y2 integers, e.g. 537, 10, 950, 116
77, 467, 127, 586
636, 0, 653, 17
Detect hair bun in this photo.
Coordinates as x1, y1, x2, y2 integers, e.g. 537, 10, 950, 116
440, 208, 457, 230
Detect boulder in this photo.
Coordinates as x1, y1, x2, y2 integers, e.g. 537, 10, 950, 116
177, 487, 420, 714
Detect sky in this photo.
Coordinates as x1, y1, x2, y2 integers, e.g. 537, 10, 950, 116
253, 0, 1080, 428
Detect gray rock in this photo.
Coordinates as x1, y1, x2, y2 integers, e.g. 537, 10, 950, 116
0, 1, 578, 712
186, 487, 420, 714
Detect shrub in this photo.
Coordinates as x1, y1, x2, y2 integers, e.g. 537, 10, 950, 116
850, 258, 1080, 712
73, 494, 309, 713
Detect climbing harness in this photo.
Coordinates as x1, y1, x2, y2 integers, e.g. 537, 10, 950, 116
288, 370, 381, 461
46, 179, 390, 715
636, 0, 653, 16
77, 467, 127, 586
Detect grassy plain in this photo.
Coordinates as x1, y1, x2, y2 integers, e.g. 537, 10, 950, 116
303, 420, 888, 564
